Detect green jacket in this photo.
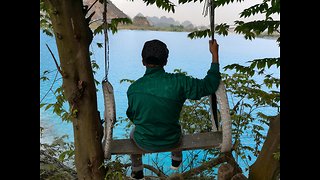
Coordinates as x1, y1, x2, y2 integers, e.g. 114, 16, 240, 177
126, 63, 221, 151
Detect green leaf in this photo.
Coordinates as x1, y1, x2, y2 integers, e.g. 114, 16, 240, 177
120, 79, 135, 84
58, 151, 67, 162
108, 18, 133, 34
188, 29, 210, 39
96, 43, 103, 48
273, 151, 280, 160
40, 103, 47, 108
257, 60, 266, 69
45, 104, 53, 111
216, 23, 229, 36
93, 24, 104, 35
249, 60, 257, 69
40, 76, 49, 81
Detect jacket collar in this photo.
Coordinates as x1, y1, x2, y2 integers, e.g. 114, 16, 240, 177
144, 67, 165, 76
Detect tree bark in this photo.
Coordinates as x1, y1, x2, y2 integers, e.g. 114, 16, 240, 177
44, 0, 106, 179
218, 163, 234, 180
231, 173, 248, 180
248, 114, 280, 180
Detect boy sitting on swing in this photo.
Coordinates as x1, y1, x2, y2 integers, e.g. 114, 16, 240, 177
126, 39, 221, 179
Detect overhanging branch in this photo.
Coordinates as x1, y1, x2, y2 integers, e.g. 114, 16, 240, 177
46, 44, 64, 77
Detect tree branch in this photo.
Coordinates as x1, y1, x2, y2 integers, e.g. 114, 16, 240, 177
182, 150, 203, 173
122, 152, 243, 179
40, 70, 59, 103
123, 163, 167, 178
46, 43, 64, 77
87, 0, 98, 13
180, 154, 227, 178
177, 152, 242, 179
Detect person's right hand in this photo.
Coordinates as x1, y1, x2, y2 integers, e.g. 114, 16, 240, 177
209, 39, 219, 63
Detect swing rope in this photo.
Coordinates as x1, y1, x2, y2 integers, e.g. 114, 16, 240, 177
103, 0, 109, 81
202, 0, 216, 40
203, 0, 232, 152
203, 0, 219, 131
209, 0, 215, 40
208, 0, 219, 132
101, 0, 117, 160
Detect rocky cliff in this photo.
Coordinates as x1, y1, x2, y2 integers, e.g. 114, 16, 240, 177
83, 0, 129, 23
133, 14, 151, 27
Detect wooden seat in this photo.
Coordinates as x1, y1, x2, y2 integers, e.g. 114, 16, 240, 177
110, 131, 222, 155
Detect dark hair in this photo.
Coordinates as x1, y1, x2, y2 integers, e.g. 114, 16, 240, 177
141, 39, 169, 66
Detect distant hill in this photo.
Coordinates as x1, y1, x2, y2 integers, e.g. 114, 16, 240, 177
146, 16, 180, 27
80, 1, 206, 32
146, 16, 199, 31
119, 13, 204, 32
133, 13, 151, 27
181, 20, 193, 27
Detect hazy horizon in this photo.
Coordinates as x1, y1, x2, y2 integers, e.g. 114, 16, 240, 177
112, 0, 280, 27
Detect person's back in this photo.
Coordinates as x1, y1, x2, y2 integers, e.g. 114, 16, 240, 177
127, 39, 220, 180
127, 70, 183, 150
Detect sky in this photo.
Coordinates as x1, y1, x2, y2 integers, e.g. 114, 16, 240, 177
112, 0, 280, 27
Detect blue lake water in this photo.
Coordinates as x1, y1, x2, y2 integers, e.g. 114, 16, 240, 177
40, 29, 280, 176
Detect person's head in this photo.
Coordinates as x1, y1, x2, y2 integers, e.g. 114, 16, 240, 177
141, 39, 169, 67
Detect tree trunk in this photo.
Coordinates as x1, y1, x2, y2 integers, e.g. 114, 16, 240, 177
248, 115, 280, 180
44, 0, 106, 179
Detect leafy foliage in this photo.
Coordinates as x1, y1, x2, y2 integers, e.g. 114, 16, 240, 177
179, 65, 279, 171
224, 57, 280, 89
40, 70, 51, 82
104, 158, 127, 179
215, 23, 230, 36
91, 60, 101, 89
94, 18, 133, 35
240, 0, 280, 18
142, 0, 176, 13
188, 29, 211, 39
109, 18, 133, 34
233, 0, 280, 44
188, 23, 229, 39
234, 20, 280, 41
178, 0, 204, 4
40, 0, 54, 36
214, 0, 246, 7
221, 65, 279, 169
40, 52, 101, 122
119, 79, 136, 84
40, 133, 75, 168
40, 86, 72, 122
186, 0, 280, 47
178, 0, 245, 7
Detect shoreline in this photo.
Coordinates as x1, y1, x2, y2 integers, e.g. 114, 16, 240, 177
89, 22, 279, 40
116, 26, 280, 40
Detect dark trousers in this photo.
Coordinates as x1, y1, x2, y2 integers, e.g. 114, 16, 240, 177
130, 127, 182, 172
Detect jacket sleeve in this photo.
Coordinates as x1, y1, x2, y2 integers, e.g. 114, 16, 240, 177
126, 91, 134, 122
126, 105, 133, 122
181, 63, 221, 100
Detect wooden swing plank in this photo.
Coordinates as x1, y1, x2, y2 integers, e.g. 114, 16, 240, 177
110, 131, 222, 155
